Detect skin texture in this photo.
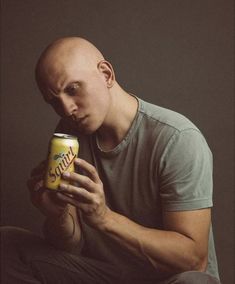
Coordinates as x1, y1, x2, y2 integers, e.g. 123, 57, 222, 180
28, 37, 211, 276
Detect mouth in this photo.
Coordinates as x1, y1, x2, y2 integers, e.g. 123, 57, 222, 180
70, 115, 88, 125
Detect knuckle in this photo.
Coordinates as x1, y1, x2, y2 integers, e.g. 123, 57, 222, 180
65, 184, 74, 193
93, 196, 101, 207
84, 177, 92, 187
87, 206, 96, 215
62, 184, 72, 192
35, 181, 43, 192
68, 172, 79, 182
90, 167, 97, 176
69, 172, 76, 179
29, 180, 43, 193
67, 184, 73, 191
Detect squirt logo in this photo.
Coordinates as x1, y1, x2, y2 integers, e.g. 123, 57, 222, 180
49, 146, 76, 183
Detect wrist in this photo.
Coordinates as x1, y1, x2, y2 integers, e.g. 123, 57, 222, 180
47, 207, 69, 224
96, 207, 114, 232
45, 209, 76, 241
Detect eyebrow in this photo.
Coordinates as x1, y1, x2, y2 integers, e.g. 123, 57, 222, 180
43, 80, 82, 102
65, 81, 81, 87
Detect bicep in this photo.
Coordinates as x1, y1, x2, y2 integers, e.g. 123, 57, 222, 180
163, 208, 211, 255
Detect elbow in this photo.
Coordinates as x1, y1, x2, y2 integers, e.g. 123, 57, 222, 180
195, 257, 208, 272
187, 253, 208, 272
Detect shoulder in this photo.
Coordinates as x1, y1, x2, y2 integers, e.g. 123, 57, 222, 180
138, 97, 199, 132
135, 97, 212, 162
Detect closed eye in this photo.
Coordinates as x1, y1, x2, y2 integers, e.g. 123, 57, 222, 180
65, 82, 80, 96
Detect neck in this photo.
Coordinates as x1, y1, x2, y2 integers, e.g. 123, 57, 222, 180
96, 84, 138, 151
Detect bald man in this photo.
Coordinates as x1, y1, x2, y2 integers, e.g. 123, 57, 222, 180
1, 37, 220, 284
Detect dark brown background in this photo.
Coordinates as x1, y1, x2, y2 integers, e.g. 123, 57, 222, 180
1, 1, 234, 283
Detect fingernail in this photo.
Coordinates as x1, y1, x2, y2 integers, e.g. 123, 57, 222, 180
63, 172, 70, 178
59, 183, 67, 190
75, 158, 80, 164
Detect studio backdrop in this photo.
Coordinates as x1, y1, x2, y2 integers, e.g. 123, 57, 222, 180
1, 1, 234, 283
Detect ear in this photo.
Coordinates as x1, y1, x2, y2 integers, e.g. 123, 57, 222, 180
97, 60, 115, 88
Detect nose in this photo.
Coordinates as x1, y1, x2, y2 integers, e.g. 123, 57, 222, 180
59, 95, 77, 117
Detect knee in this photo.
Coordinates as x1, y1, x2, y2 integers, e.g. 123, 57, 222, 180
0, 226, 44, 250
170, 271, 220, 284
1, 225, 34, 236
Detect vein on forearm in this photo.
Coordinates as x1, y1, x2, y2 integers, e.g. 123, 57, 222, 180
99, 210, 203, 273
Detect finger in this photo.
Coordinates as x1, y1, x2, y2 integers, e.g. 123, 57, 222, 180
75, 202, 94, 215
28, 173, 44, 187
59, 183, 93, 203
30, 160, 47, 176
56, 192, 80, 207
74, 158, 100, 183
29, 186, 47, 207
31, 173, 44, 180
27, 178, 44, 192
48, 191, 68, 207
62, 172, 95, 192
34, 180, 44, 192
56, 193, 95, 212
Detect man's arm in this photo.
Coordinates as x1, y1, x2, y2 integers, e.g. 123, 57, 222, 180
43, 204, 82, 252
98, 208, 210, 276
57, 158, 211, 277
27, 161, 82, 253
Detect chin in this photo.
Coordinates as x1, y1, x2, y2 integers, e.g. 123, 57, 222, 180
77, 124, 99, 135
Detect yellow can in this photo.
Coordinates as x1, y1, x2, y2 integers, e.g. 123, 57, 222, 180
44, 133, 79, 190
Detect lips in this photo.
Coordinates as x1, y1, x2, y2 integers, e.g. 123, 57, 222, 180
73, 115, 88, 125
65, 114, 88, 130
77, 116, 87, 123
71, 114, 85, 122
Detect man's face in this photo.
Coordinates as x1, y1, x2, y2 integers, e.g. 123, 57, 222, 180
38, 58, 111, 134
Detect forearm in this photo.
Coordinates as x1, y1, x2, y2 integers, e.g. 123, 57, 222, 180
43, 205, 82, 252
54, 159, 208, 274
99, 209, 207, 275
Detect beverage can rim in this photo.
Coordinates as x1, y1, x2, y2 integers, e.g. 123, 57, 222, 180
53, 133, 77, 139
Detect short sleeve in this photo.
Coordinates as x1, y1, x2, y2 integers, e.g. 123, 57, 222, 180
159, 129, 213, 211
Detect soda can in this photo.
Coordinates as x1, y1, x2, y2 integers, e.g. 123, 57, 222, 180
44, 133, 79, 190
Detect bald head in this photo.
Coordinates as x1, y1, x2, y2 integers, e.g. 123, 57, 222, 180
35, 37, 105, 87
34, 37, 134, 136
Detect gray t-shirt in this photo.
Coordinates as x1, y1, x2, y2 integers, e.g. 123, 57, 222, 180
56, 97, 219, 280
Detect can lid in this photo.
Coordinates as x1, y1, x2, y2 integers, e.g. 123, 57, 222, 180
53, 133, 77, 139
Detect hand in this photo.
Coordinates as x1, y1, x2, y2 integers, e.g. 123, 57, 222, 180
56, 158, 109, 229
27, 160, 68, 218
